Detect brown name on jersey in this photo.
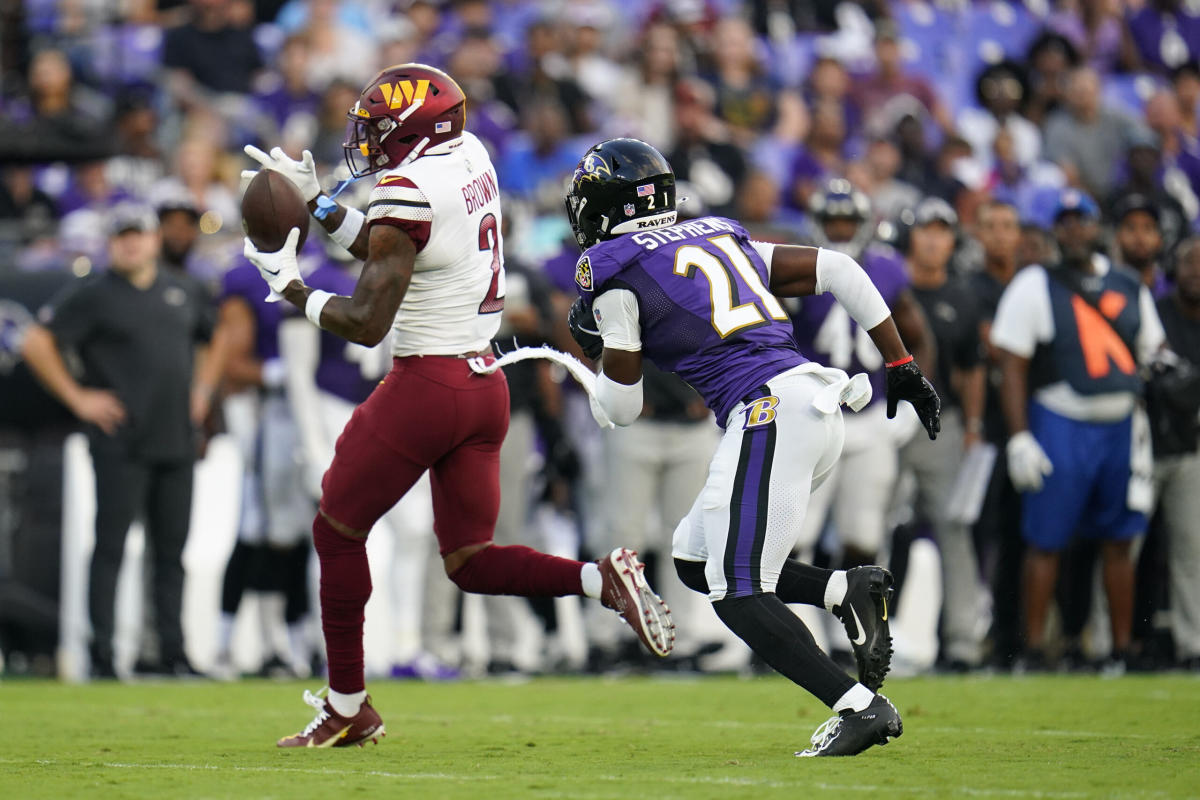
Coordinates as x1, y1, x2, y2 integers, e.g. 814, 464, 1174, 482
462, 170, 499, 215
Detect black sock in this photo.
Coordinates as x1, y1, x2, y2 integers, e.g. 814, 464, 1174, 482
247, 543, 273, 592
280, 542, 311, 624
220, 541, 255, 614
712, 593, 856, 707
775, 559, 832, 606
675, 557, 831, 607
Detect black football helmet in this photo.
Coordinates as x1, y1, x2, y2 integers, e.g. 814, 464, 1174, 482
564, 138, 677, 249
807, 177, 874, 259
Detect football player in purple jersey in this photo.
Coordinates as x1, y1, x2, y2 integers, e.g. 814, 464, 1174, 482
790, 179, 933, 569
565, 139, 940, 757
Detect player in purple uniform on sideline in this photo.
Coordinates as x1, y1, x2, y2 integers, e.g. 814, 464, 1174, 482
564, 139, 941, 757
211, 260, 314, 678
789, 180, 933, 572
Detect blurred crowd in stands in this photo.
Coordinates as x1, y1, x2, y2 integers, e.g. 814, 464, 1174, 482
1, 0, 1199, 680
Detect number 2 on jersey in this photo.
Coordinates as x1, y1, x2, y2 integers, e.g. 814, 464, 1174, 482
672, 234, 786, 337
477, 212, 504, 313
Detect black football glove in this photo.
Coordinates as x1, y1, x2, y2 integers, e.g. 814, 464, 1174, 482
568, 297, 603, 360
886, 359, 941, 440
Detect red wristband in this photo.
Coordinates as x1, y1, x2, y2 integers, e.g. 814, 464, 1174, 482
885, 354, 914, 369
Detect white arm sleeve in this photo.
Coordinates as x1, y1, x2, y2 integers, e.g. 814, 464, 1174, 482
814, 247, 891, 331
750, 240, 777, 275
1136, 285, 1166, 364
278, 317, 334, 469
990, 266, 1053, 358
595, 370, 643, 426
593, 288, 642, 352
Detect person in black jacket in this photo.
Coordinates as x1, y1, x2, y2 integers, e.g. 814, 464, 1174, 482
21, 203, 215, 678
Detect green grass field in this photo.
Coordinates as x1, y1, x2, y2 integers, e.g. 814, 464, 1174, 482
2, 674, 1197, 799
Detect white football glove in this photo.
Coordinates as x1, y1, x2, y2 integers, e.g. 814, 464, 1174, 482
1006, 430, 1053, 492
242, 145, 321, 202
243, 228, 302, 301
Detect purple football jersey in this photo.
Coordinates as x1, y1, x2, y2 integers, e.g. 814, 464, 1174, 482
220, 261, 296, 361
576, 215, 806, 426
306, 261, 385, 404
789, 244, 908, 408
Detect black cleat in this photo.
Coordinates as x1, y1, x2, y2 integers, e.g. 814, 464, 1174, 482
834, 566, 894, 691
795, 694, 903, 757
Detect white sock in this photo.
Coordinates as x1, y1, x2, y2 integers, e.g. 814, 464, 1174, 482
580, 562, 602, 599
823, 570, 848, 612
328, 689, 366, 717
832, 683, 874, 714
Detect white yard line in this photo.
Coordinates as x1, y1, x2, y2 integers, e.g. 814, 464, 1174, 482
392, 712, 1151, 741
2, 758, 1169, 799
0, 759, 499, 782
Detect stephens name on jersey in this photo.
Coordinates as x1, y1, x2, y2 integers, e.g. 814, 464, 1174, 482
575, 215, 807, 426
366, 131, 505, 357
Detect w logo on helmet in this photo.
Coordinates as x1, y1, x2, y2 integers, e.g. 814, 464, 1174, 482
379, 79, 430, 110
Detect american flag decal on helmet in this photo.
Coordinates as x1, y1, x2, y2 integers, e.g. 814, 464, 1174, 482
435, 120, 451, 133
637, 184, 654, 196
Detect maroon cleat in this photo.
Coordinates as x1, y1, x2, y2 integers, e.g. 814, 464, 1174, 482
598, 548, 676, 657
277, 688, 386, 748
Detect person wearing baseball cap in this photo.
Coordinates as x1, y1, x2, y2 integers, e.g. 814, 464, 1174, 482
1050, 188, 1103, 271
901, 194, 988, 670
1052, 187, 1100, 224
913, 196, 959, 228
153, 193, 210, 282
989, 183, 1167, 674
1112, 193, 1169, 297
107, 201, 159, 236
21, 199, 216, 680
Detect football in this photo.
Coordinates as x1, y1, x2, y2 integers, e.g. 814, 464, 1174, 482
241, 169, 310, 253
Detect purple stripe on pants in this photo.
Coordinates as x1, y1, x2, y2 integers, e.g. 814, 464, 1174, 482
732, 429, 767, 595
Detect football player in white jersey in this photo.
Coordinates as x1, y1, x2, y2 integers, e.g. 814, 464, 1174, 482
240, 64, 674, 748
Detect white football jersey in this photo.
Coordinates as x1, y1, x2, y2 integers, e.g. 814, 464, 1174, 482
367, 131, 504, 357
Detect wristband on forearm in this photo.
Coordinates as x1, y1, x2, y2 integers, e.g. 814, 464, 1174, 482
306, 290, 334, 327
330, 207, 365, 250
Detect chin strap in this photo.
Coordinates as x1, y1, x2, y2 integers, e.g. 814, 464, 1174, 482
313, 177, 360, 220
398, 136, 431, 168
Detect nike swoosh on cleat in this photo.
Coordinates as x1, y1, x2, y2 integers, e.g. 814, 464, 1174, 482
849, 606, 867, 646
881, 596, 888, 622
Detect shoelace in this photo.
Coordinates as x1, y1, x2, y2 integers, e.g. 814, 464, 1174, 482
299, 686, 331, 737
806, 715, 843, 753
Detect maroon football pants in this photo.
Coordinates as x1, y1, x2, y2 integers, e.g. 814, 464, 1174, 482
315, 355, 584, 693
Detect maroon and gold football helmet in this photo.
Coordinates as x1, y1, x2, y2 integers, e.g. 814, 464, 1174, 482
343, 63, 467, 178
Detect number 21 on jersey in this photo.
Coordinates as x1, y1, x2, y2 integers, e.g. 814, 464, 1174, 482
672, 234, 787, 337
